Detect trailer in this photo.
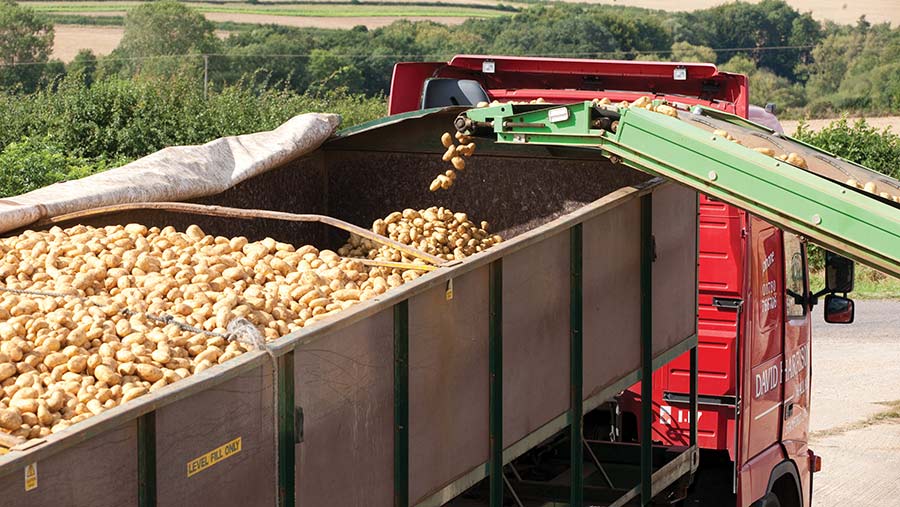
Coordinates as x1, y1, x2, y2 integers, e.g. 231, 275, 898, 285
0, 107, 701, 506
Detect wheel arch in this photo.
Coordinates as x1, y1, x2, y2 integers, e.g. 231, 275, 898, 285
766, 459, 803, 507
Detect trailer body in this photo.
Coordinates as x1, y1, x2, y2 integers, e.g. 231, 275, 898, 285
0, 108, 699, 506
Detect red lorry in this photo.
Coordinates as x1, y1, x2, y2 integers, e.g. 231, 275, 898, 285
389, 55, 852, 506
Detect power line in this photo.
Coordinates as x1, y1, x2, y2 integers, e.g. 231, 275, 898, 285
0, 44, 821, 68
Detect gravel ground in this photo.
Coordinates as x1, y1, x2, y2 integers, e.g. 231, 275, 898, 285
809, 299, 900, 507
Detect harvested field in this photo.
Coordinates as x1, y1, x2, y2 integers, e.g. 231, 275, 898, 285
52, 25, 123, 61
202, 12, 468, 29
781, 116, 900, 135
29, 0, 900, 27
52, 25, 232, 62
557, 0, 898, 25
26, 1, 507, 18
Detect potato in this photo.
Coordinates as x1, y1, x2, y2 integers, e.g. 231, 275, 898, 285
0, 408, 22, 431
442, 145, 457, 162
441, 132, 454, 148
451, 156, 466, 170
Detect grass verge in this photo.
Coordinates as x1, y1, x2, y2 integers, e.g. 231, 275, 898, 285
810, 265, 900, 300
811, 400, 900, 439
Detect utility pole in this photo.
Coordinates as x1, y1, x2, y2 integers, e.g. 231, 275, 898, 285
203, 54, 209, 99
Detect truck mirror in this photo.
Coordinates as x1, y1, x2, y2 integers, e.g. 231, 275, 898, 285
825, 251, 854, 293
823, 294, 854, 324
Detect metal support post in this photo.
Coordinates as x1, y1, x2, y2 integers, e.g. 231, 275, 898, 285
690, 346, 698, 448
278, 351, 296, 507
640, 194, 653, 506
203, 54, 209, 99
394, 301, 409, 507
489, 260, 504, 507
570, 224, 584, 507
137, 411, 156, 507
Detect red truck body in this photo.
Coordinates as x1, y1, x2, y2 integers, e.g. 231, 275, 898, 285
390, 55, 814, 506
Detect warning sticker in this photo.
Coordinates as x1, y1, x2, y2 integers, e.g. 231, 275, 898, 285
187, 437, 242, 478
24, 462, 37, 491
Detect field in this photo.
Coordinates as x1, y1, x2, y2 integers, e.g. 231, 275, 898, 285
25, 1, 512, 18
23, 0, 898, 27
782, 117, 900, 134
51, 26, 233, 61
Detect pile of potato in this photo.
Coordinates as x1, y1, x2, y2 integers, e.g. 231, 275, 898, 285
0, 208, 502, 441
0, 218, 429, 440
338, 207, 502, 272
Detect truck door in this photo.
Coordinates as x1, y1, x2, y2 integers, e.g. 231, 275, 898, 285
741, 218, 783, 460
780, 231, 812, 502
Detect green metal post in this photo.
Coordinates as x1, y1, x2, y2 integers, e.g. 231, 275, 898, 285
489, 259, 504, 507
690, 347, 698, 447
570, 224, 584, 507
690, 190, 699, 450
394, 301, 409, 507
640, 194, 653, 506
137, 411, 156, 507
278, 351, 296, 507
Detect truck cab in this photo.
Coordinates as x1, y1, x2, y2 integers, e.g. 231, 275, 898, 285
390, 55, 857, 506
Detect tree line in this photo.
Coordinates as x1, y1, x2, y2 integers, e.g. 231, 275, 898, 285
1, 0, 899, 116
0, 0, 897, 202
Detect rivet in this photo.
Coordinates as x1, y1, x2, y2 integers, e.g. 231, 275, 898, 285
811, 214, 822, 225
708, 171, 718, 181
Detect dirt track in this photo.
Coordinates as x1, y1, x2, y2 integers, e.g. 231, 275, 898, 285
810, 299, 900, 506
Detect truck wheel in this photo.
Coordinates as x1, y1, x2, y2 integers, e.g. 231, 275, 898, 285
750, 492, 781, 507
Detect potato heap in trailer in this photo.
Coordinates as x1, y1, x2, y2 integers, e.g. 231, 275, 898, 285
0, 208, 500, 441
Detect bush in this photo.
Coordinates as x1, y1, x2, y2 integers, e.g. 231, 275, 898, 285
793, 118, 900, 179
0, 73, 386, 197
0, 137, 111, 197
792, 118, 900, 270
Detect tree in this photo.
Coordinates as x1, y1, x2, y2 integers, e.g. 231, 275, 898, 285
670, 42, 716, 63
0, 0, 53, 92
68, 48, 97, 87
115, 0, 220, 77
721, 55, 805, 109
674, 0, 821, 80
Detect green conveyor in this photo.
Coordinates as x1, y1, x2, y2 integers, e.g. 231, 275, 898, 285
456, 101, 900, 279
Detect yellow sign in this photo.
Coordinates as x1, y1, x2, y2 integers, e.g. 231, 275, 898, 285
186, 437, 242, 478
24, 462, 37, 491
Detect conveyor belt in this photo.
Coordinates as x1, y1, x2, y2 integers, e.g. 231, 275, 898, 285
457, 102, 900, 278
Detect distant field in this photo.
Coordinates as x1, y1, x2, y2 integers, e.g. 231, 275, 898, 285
52, 26, 232, 61
25, 1, 510, 18
781, 117, 900, 134
24, 0, 900, 26
40, 0, 898, 62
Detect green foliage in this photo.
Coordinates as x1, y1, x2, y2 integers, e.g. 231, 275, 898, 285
67, 48, 96, 87
793, 118, 900, 270
0, 0, 54, 92
111, 0, 221, 77
722, 55, 806, 108
0, 137, 105, 198
793, 118, 900, 179
674, 0, 821, 80
670, 42, 716, 63
802, 22, 900, 115
0, 72, 385, 197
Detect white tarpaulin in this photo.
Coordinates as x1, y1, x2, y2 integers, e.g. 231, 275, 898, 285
0, 112, 341, 234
